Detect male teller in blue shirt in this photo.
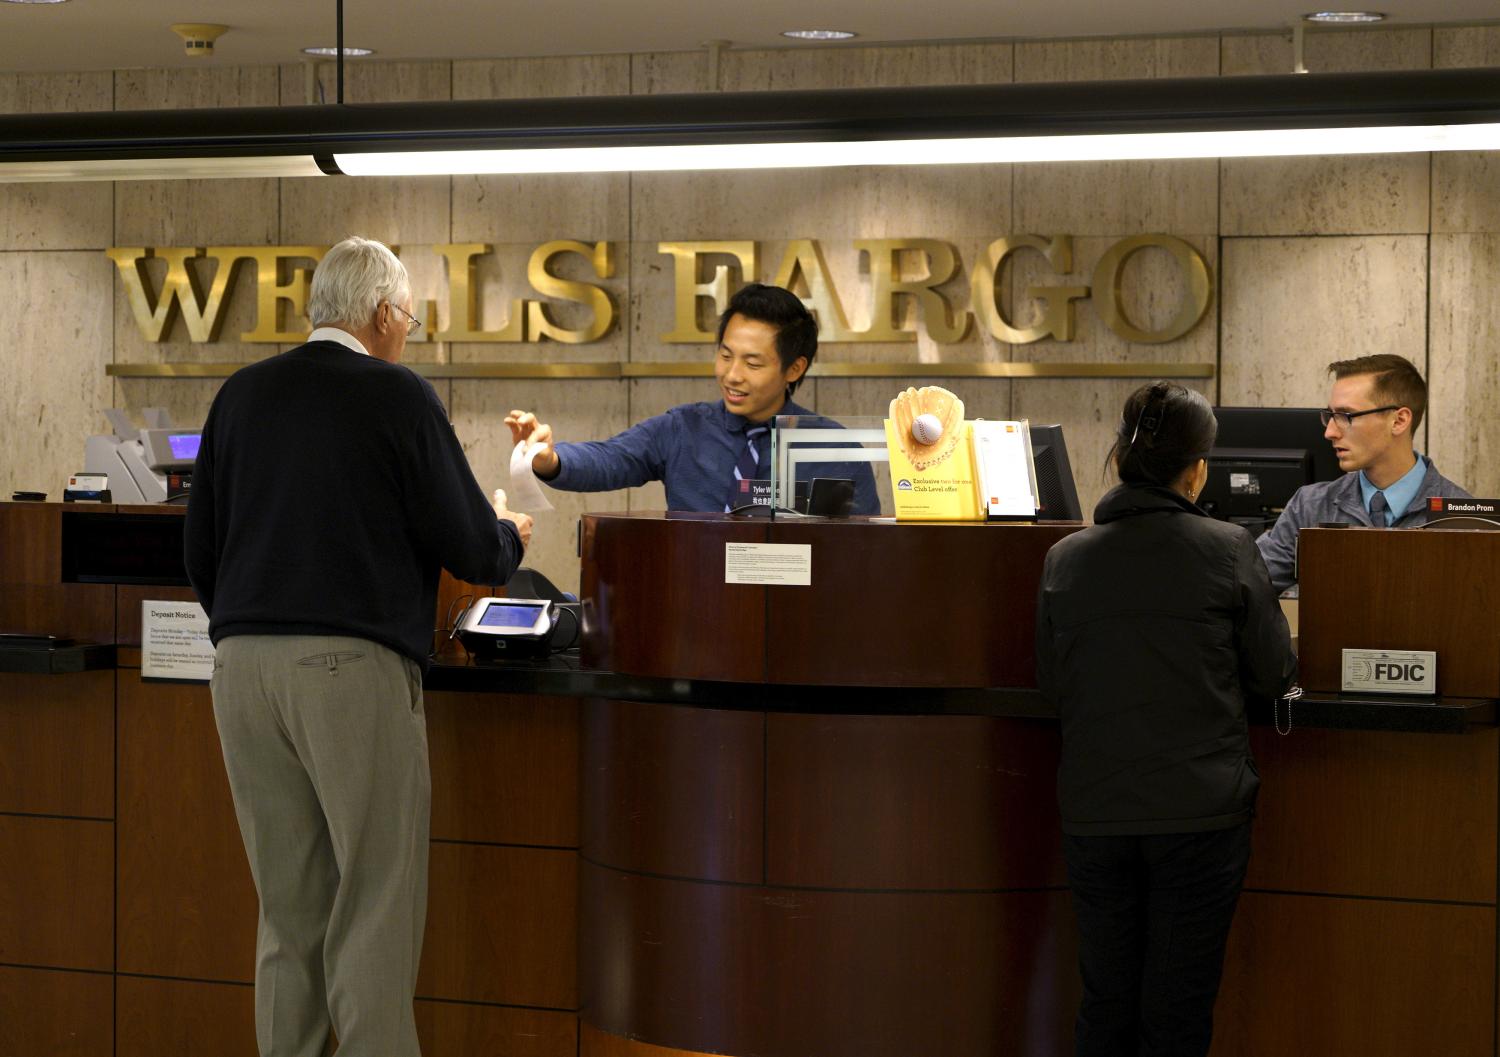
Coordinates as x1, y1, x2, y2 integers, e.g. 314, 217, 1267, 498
1256, 353, 1471, 593
506, 283, 877, 514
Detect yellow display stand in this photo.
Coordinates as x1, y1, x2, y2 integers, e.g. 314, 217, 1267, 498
884, 386, 984, 521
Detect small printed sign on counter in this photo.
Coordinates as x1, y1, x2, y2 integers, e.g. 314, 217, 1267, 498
725, 542, 812, 586
142, 600, 214, 681
1341, 648, 1437, 695
1427, 497, 1500, 517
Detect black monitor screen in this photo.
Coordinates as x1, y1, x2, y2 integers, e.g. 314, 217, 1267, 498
1029, 424, 1083, 522
1200, 407, 1343, 532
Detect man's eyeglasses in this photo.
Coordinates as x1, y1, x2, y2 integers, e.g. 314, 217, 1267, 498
386, 301, 422, 336
1319, 405, 1400, 429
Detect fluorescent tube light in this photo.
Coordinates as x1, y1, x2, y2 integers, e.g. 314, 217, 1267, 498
1303, 11, 1386, 23
0, 68, 1495, 182
0, 155, 327, 183
334, 122, 1500, 176
302, 46, 375, 57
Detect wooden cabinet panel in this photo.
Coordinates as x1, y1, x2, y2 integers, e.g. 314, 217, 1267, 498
1300, 528, 1500, 697
0, 966, 112, 1057
1247, 726, 1498, 903
116, 976, 255, 1057
417, 1000, 577, 1057
0, 584, 115, 644
115, 673, 256, 981
115, 585, 198, 648
427, 692, 579, 847
1213, 893, 1494, 1057
419, 843, 577, 1010
766, 521, 1078, 688
581, 862, 1078, 1057
581, 699, 764, 884
0, 503, 65, 583
0, 671, 113, 818
767, 713, 1064, 890
581, 514, 768, 682
0, 816, 112, 970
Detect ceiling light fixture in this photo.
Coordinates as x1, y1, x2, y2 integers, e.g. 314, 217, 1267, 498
0, 0, 70, 4
1303, 11, 1386, 22
781, 29, 857, 40
0, 68, 1494, 182
302, 46, 375, 57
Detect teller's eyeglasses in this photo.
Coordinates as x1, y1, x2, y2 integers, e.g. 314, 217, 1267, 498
1319, 405, 1400, 429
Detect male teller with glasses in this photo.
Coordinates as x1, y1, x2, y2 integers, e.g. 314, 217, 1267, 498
1256, 353, 1471, 594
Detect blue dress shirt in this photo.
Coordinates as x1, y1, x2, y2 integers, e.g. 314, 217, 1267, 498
1358, 454, 1429, 526
548, 398, 878, 513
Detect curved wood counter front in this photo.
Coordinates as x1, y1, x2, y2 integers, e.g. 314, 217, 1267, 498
578, 512, 1085, 1057
574, 512, 1500, 1057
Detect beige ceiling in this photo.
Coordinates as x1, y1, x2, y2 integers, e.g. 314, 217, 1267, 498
0, 0, 1496, 73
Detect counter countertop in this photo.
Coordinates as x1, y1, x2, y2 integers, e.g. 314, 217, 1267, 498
424, 653, 1495, 733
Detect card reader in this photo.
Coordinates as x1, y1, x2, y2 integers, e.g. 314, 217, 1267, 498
456, 597, 556, 662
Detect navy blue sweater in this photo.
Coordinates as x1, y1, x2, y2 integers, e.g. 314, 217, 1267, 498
184, 341, 523, 669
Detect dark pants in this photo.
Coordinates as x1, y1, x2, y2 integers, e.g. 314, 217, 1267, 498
1063, 822, 1251, 1057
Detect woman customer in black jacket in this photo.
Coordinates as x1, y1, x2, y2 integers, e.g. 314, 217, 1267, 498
1036, 381, 1297, 1057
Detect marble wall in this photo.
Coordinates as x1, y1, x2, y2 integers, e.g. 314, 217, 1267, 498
2, 24, 1497, 592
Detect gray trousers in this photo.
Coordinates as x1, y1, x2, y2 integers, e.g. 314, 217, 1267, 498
211, 635, 431, 1057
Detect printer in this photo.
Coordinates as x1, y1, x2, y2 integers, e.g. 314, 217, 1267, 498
83, 408, 203, 504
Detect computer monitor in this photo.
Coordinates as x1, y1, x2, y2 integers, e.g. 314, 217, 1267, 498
139, 428, 203, 472
1029, 424, 1083, 521
1199, 407, 1343, 532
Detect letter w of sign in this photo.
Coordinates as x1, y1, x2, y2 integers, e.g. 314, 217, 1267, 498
106, 247, 242, 342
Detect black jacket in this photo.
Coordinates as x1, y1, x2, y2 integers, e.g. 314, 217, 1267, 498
184, 341, 524, 671
1036, 483, 1296, 836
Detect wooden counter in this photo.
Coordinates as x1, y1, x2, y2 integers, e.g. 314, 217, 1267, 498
0, 502, 579, 1057
4, 504, 1499, 1057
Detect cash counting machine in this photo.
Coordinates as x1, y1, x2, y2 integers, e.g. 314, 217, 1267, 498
83, 408, 202, 504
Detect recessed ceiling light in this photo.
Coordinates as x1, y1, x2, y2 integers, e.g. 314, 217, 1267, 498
1303, 11, 1386, 22
301, 46, 375, 57
1, 0, 71, 5
781, 29, 857, 41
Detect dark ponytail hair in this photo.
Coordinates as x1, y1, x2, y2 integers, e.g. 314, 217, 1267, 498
1108, 381, 1218, 487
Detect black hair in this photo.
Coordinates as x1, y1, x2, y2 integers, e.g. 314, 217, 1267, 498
1107, 381, 1218, 487
715, 283, 818, 397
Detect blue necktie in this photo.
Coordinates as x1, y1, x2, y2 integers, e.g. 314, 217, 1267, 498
726, 425, 769, 512
1369, 490, 1389, 527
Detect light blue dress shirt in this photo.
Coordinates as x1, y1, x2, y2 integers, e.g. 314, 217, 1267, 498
1358, 454, 1429, 525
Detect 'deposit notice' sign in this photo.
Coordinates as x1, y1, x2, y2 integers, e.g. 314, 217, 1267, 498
142, 600, 214, 682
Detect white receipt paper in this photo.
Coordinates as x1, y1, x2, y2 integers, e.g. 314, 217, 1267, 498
724, 542, 812, 586
507, 439, 555, 512
141, 600, 214, 681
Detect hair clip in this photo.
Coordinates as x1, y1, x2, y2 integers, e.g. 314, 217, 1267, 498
1129, 402, 1163, 446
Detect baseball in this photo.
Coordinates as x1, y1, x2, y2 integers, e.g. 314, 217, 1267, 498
911, 413, 944, 445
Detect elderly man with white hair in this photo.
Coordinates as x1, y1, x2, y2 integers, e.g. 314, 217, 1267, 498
185, 235, 532, 1057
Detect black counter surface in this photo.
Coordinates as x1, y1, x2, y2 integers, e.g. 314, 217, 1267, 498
0, 643, 117, 675
425, 653, 1495, 733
